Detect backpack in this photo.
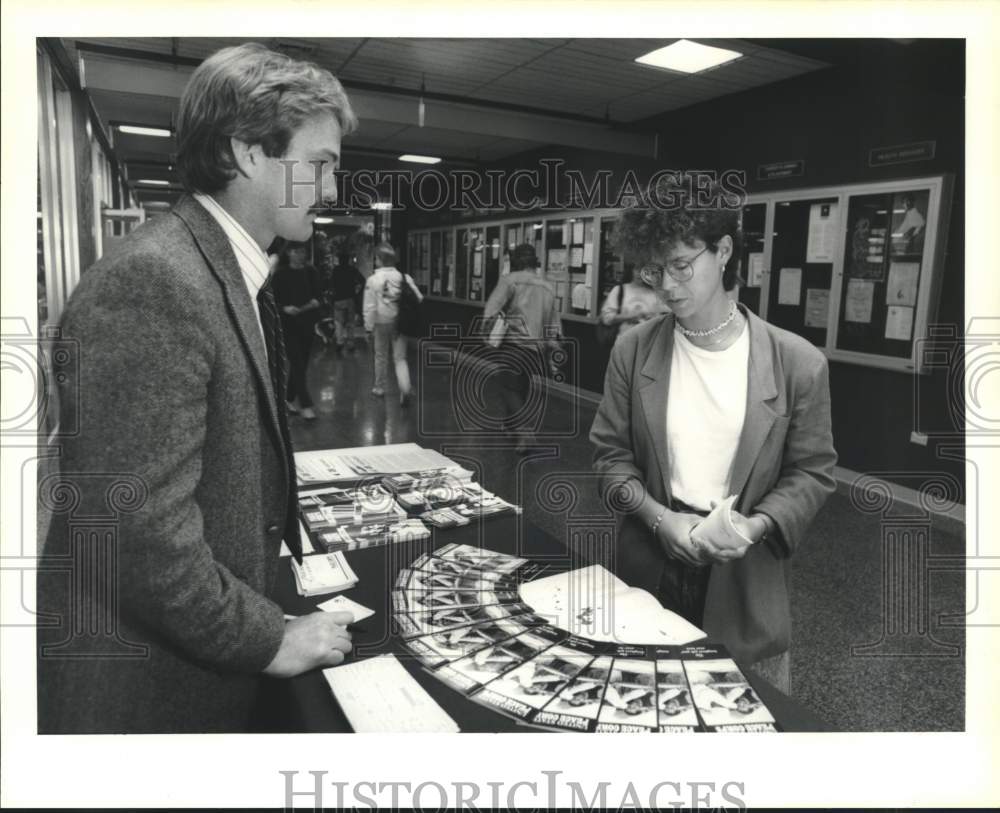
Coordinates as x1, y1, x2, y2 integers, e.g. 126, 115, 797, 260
395, 271, 424, 338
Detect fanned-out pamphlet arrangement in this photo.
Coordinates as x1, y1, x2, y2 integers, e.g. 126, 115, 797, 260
394, 545, 778, 732
296, 445, 521, 553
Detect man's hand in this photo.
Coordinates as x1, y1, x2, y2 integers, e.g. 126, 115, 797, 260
263, 611, 354, 677
654, 511, 706, 567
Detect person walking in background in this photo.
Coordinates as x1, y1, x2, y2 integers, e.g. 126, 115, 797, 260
363, 241, 423, 406
272, 242, 324, 419
482, 243, 562, 453
598, 262, 670, 344
329, 250, 365, 353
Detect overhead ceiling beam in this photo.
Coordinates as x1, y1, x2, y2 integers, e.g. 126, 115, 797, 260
74, 41, 628, 126
81, 53, 193, 100
347, 89, 655, 157
76, 44, 657, 157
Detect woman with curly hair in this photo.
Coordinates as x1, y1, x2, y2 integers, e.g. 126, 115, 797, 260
590, 173, 837, 693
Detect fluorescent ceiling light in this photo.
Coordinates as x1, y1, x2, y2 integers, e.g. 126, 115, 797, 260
136, 179, 170, 186
399, 154, 442, 164
118, 124, 173, 138
313, 217, 334, 225
371, 202, 393, 210
635, 40, 741, 74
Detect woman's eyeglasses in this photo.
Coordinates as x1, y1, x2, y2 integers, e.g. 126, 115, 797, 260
642, 246, 710, 283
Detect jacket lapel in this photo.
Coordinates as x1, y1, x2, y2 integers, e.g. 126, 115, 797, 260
638, 316, 675, 503
171, 196, 288, 458
727, 307, 780, 501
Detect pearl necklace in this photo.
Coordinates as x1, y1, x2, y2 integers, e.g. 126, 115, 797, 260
675, 300, 738, 339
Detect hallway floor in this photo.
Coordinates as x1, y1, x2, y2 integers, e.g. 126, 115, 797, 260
290, 335, 966, 732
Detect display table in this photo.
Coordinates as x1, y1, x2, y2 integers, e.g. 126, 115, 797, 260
272, 515, 833, 733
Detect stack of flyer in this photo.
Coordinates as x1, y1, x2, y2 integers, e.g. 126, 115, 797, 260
418, 483, 521, 528
380, 466, 476, 497
299, 485, 411, 552
295, 443, 466, 487
299, 485, 406, 531
291, 551, 359, 597
296, 444, 522, 552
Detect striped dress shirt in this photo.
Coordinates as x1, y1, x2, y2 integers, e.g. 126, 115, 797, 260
193, 192, 271, 343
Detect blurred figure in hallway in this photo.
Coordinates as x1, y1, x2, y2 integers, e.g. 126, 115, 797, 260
328, 249, 365, 353
363, 241, 423, 406
483, 243, 562, 453
273, 241, 324, 419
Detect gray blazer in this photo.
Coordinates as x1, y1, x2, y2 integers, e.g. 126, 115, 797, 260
590, 307, 837, 664
37, 196, 293, 733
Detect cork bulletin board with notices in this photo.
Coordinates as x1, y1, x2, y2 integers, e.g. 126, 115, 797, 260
744, 175, 953, 373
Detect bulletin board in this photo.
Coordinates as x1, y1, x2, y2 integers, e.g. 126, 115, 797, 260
737, 202, 767, 317
765, 196, 839, 348
836, 189, 929, 359
748, 175, 952, 373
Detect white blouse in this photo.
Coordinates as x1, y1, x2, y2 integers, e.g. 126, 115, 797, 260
665, 321, 750, 512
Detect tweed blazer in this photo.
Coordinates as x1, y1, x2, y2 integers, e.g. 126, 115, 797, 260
590, 306, 837, 664
37, 196, 296, 733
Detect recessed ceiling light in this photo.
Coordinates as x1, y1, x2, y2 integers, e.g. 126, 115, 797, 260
136, 179, 170, 186
118, 125, 173, 138
635, 40, 741, 74
399, 154, 442, 164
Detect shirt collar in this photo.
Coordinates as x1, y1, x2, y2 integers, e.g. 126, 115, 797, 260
193, 192, 272, 299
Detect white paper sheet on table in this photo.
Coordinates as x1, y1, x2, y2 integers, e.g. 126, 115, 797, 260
295, 443, 459, 485
518, 564, 706, 645
323, 654, 460, 732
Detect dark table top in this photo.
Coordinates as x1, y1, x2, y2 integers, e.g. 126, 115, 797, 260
273, 514, 834, 733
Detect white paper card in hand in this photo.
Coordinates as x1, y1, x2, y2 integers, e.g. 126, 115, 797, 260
323, 654, 460, 732
292, 551, 358, 597
317, 595, 375, 622
694, 495, 753, 550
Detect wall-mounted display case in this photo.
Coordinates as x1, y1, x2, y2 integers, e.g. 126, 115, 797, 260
408, 209, 620, 321
742, 175, 953, 373
406, 174, 952, 370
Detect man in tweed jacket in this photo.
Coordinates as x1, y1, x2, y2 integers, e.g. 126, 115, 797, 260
37, 44, 357, 733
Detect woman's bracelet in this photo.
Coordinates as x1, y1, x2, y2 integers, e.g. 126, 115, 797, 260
651, 510, 667, 535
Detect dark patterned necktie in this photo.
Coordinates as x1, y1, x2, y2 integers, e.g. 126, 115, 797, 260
257, 281, 303, 561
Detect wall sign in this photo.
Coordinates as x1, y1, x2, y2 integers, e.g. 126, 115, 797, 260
757, 160, 805, 181
868, 141, 936, 167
